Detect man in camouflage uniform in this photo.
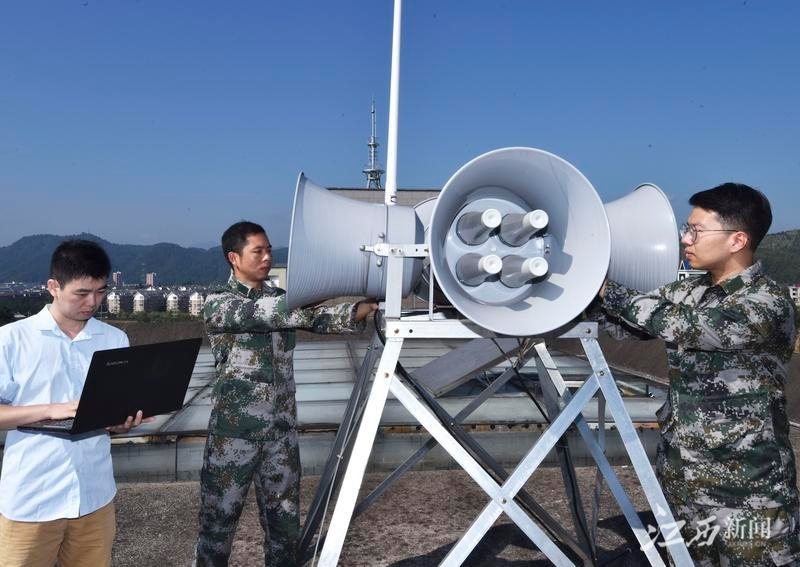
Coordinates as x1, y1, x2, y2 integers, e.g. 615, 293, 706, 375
193, 221, 377, 566
599, 183, 800, 565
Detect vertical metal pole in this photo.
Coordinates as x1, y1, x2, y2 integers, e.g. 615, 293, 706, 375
384, 0, 401, 206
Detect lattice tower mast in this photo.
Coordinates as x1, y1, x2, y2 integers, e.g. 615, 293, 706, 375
362, 100, 385, 189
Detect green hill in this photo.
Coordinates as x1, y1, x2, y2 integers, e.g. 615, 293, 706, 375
758, 230, 800, 285
0, 229, 797, 286
0, 233, 288, 285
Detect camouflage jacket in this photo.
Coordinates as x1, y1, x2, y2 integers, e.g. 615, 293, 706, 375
602, 261, 798, 509
203, 273, 366, 440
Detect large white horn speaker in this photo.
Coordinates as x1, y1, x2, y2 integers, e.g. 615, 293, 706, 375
605, 183, 679, 293
428, 147, 612, 336
286, 173, 424, 310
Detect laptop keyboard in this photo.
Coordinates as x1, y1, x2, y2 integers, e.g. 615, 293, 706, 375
31, 418, 75, 428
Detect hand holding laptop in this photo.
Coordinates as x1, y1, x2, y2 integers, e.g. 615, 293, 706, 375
106, 409, 155, 434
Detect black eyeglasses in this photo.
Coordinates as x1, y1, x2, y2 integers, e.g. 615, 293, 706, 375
679, 223, 739, 244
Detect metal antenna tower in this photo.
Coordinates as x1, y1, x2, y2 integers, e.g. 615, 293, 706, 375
362, 100, 385, 190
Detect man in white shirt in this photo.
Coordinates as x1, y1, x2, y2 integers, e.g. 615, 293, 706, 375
0, 240, 147, 567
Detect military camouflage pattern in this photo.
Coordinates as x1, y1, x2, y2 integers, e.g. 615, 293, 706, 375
194, 273, 365, 566
195, 434, 300, 566
602, 261, 800, 565
669, 500, 800, 566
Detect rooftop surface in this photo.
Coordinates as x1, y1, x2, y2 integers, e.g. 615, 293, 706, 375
103, 334, 666, 481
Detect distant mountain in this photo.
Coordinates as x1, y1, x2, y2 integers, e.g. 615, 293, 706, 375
0, 230, 797, 286
758, 230, 800, 285
0, 233, 289, 285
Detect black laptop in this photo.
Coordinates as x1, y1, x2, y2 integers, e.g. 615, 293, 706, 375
18, 337, 202, 435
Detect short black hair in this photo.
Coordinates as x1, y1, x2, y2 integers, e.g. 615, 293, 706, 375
221, 221, 267, 268
50, 239, 112, 286
689, 182, 772, 250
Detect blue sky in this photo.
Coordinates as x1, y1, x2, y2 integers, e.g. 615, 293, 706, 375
2, 1, 798, 249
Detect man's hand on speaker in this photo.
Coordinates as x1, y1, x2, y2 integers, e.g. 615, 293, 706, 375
355, 300, 379, 322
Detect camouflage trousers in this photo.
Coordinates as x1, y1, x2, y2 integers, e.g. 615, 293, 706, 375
193, 432, 301, 567
665, 498, 800, 566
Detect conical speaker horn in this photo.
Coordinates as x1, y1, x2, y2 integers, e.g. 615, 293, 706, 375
412, 196, 452, 305
605, 183, 679, 292
285, 173, 424, 310
428, 147, 611, 336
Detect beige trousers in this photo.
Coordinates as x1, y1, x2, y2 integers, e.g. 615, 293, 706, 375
0, 501, 116, 567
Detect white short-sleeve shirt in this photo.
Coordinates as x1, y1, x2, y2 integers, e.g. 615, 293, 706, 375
0, 305, 129, 521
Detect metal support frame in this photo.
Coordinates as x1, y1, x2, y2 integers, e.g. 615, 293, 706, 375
301, 248, 691, 565
401, 339, 593, 563
311, 317, 692, 566
302, 331, 592, 564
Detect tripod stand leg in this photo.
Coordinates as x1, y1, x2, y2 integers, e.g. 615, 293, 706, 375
317, 337, 403, 566
582, 337, 692, 566
299, 333, 383, 559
